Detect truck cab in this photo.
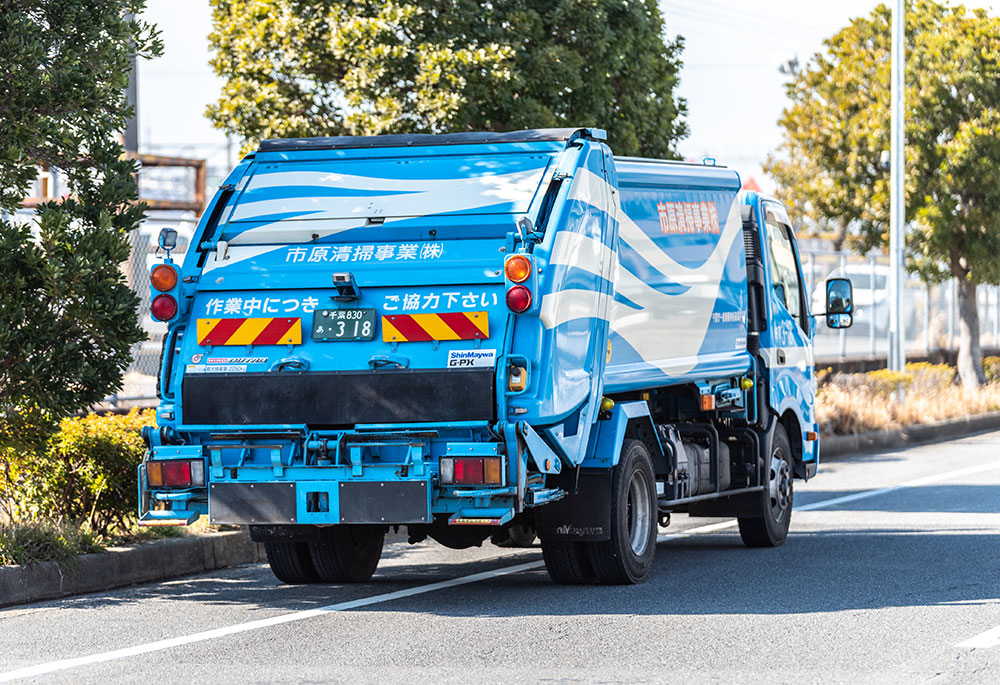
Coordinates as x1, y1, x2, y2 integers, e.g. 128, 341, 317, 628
139, 128, 852, 585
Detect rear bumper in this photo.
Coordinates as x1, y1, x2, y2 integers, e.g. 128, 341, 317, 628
138, 422, 559, 527
208, 479, 431, 525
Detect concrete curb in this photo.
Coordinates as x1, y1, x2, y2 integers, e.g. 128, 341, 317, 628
4, 413, 1000, 609
0, 529, 411, 609
821, 411, 1000, 459
0, 530, 268, 609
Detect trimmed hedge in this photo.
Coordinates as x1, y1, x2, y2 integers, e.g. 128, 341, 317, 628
16, 409, 155, 536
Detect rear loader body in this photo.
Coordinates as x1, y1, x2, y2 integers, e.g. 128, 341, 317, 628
140, 128, 850, 584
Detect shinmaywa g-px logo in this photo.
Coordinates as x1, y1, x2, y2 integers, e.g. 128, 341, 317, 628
447, 349, 497, 368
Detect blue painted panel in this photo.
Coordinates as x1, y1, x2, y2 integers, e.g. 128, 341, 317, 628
603, 162, 747, 392
220, 153, 554, 245
583, 401, 654, 468
748, 193, 817, 464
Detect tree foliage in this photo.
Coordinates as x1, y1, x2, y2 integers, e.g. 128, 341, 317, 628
0, 1, 162, 438
207, 0, 687, 157
16, 409, 155, 536
766, 1, 1000, 386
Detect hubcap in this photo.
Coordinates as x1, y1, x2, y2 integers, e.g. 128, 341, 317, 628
768, 449, 792, 522
626, 469, 652, 556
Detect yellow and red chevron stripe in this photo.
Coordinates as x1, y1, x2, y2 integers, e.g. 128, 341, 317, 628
197, 318, 301, 346
382, 312, 488, 342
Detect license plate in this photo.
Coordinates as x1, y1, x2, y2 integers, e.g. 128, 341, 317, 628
311, 308, 376, 341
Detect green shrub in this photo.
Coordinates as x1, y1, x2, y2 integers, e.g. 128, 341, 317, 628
0, 520, 103, 567
861, 368, 914, 397
16, 409, 155, 536
0, 405, 55, 521
983, 356, 1000, 383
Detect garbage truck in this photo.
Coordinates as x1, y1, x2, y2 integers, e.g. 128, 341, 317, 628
138, 128, 853, 585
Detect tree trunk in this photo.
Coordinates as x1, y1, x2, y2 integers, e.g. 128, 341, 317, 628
955, 276, 987, 388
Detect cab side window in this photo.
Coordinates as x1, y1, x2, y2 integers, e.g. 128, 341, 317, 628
765, 216, 807, 333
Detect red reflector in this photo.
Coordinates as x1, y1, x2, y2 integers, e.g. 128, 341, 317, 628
161, 461, 192, 487
454, 458, 484, 484
151, 294, 178, 321
506, 286, 532, 313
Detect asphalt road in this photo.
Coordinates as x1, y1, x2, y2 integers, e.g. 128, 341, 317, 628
2, 431, 999, 684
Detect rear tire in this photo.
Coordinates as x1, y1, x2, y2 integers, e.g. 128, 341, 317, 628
308, 525, 385, 583
265, 541, 320, 584
738, 423, 794, 547
541, 539, 596, 584
586, 440, 657, 585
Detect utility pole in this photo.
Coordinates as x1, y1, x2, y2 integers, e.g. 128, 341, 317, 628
888, 0, 906, 373
124, 12, 139, 153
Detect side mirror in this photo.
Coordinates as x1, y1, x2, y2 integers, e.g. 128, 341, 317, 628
158, 227, 178, 251
825, 277, 853, 329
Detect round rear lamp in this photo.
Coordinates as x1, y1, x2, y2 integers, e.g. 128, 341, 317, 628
506, 286, 532, 313
151, 264, 178, 292
504, 255, 531, 283
151, 294, 178, 321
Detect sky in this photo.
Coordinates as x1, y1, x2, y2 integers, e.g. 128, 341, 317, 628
138, 0, 998, 188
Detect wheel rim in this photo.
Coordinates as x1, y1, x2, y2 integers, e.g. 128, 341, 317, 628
768, 448, 792, 523
626, 468, 652, 556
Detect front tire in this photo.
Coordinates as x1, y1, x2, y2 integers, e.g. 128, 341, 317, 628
309, 525, 385, 583
586, 440, 657, 584
738, 423, 794, 547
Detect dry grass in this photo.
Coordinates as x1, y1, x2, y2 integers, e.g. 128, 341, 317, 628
816, 361, 1000, 436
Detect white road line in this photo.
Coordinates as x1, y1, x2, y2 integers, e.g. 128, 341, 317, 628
956, 625, 1000, 650
796, 461, 1000, 512
0, 561, 543, 683
657, 518, 739, 542
4, 459, 1000, 682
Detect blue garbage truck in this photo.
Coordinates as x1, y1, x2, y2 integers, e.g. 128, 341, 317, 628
139, 128, 853, 585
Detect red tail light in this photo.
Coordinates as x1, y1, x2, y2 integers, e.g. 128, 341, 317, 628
439, 457, 503, 485
506, 286, 532, 313
455, 458, 484, 484
146, 459, 205, 488
151, 294, 178, 321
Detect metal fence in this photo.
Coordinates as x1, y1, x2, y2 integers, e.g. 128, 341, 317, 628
112, 213, 199, 405
804, 249, 1000, 361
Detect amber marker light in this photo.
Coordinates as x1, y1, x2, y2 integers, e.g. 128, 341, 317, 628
504, 255, 532, 283
151, 264, 178, 292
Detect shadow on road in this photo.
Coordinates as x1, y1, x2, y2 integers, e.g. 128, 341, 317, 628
41, 524, 999, 620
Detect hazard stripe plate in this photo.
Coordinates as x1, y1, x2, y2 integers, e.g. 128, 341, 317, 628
197, 318, 301, 346
382, 312, 488, 342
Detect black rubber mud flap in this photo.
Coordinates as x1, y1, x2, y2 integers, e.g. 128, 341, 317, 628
534, 469, 612, 542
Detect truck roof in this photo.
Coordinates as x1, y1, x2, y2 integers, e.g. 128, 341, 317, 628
615, 156, 741, 191
257, 128, 607, 153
